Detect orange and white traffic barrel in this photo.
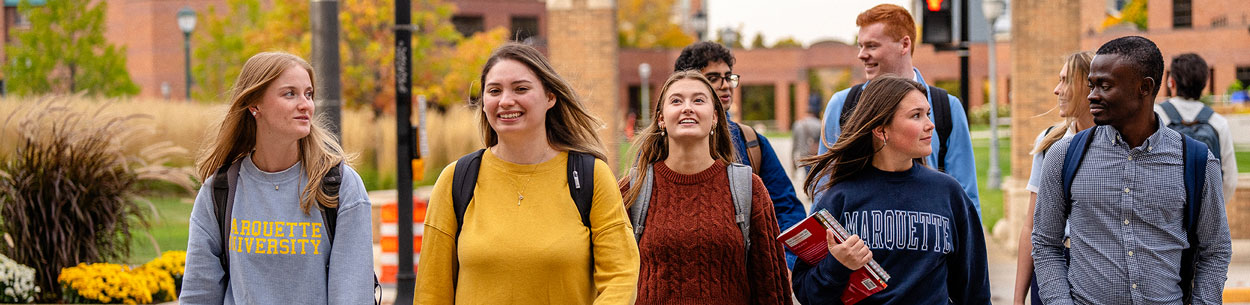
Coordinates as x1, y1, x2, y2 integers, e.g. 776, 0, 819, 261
379, 198, 426, 284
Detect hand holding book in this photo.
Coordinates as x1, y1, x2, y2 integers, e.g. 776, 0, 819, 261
778, 209, 889, 305
827, 231, 873, 271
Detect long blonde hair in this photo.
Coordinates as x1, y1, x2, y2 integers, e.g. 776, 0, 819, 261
474, 43, 608, 161
621, 71, 736, 207
801, 76, 925, 198
1031, 51, 1093, 155
196, 51, 348, 214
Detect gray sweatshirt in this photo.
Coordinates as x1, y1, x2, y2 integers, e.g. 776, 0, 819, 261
180, 156, 374, 304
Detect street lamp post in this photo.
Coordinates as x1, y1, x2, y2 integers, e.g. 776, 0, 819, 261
639, 63, 651, 128
177, 7, 196, 101
983, 0, 1006, 189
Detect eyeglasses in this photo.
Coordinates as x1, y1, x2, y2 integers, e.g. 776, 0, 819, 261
704, 73, 740, 89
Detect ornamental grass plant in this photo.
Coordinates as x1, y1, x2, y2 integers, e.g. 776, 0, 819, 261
0, 97, 194, 301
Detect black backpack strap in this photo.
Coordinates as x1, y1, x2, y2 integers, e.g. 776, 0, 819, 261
1062, 127, 1098, 214
212, 160, 241, 280
1040, 125, 1058, 157
1179, 135, 1209, 304
838, 84, 866, 130
452, 149, 486, 239
567, 151, 595, 228
319, 163, 344, 245
928, 86, 953, 173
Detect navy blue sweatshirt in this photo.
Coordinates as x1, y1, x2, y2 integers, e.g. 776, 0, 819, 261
792, 162, 990, 305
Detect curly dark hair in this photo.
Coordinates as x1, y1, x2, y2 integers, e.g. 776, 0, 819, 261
1095, 36, 1164, 96
674, 41, 735, 72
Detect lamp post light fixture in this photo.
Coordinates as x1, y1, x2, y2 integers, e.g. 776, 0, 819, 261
983, 0, 1005, 189
690, 10, 708, 41
638, 62, 652, 129
177, 6, 196, 101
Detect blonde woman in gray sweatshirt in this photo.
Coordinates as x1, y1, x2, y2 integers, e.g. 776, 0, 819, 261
180, 52, 374, 304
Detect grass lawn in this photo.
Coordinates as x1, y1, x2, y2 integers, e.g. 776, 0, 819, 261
126, 197, 195, 265
972, 136, 1012, 231
1240, 150, 1250, 173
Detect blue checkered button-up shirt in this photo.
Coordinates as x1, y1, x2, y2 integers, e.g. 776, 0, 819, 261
1031, 121, 1231, 305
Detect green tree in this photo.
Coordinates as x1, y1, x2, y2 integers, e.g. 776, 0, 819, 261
3, 0, 138, 97
618, 0, 695, 49
750, 32, 766, 49
772, 37, 803, 48
193, 0, 491, 111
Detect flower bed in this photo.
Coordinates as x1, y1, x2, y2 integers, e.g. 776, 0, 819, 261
0, 254, 40, 303
56, 251, 184, 304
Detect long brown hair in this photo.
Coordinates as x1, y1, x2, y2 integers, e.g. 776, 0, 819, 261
621, 71, 736, 207
1031, 51, 1093, 155
195, 52, 349, 214
473, 43, 607, 161
801, 75, 925, 198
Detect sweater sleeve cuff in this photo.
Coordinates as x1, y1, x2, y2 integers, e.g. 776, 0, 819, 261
816, 253, 853, 283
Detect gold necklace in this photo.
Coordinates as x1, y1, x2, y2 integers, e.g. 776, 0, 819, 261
510, 171, 534, 206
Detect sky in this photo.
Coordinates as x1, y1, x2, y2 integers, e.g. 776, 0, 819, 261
706, 0, 914, 46
706, 0, 1006, 47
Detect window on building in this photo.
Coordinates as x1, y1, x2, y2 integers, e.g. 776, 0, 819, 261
510, 16, 539, 43
1236, 66, 1250, 89
740, 85, 776, 123
1173, 0, 1192, 28
451, 15, 484, 38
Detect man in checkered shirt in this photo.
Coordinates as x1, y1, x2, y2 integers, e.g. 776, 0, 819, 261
1031, 36, 1231, 305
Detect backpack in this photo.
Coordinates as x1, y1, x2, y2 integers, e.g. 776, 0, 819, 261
841, 84, 954, 172
210, 160, 382, 305
1159, 101, 1222, 161
1060, 126, 1208, 304
626, 163, 753, 251
450, 149, 596, 238
737, 123, 763, 175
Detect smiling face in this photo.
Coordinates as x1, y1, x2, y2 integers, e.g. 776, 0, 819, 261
482, 59, 556, 138
1086, 54, 1149, 127
252, 64, 315, 141
857, 22, 912, 80
658, 79, 718, 143
878, 90, 933, 159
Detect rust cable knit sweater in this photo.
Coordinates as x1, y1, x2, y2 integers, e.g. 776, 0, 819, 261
619, 160, 793, 305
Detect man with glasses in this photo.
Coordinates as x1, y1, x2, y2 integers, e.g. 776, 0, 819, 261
817, 4, 980, 213
673, 41, 807, 270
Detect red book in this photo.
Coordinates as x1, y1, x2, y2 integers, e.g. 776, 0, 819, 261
778, 209, 889, 305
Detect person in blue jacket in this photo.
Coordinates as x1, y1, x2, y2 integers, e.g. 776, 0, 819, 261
817, 4, 980, 213
674, 41, 807, 269
794, 76, 990, 305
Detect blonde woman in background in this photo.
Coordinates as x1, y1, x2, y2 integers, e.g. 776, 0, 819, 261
1013, 51, 1094, 305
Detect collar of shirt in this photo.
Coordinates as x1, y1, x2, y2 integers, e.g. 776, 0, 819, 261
1100, 113, 1178, 152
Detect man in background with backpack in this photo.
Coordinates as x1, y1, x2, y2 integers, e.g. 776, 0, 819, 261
1032, 36, 1230, 305
817, 4, 980, 213
1155, 53, 1237, 201
673, 41, 806, 269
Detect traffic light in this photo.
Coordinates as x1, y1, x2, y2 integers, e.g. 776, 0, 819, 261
922, 0, 954, 45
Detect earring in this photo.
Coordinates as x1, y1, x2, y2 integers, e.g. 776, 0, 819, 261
710, 129, 714, 136
660, 128, 666, 137
251, 111, 257, 116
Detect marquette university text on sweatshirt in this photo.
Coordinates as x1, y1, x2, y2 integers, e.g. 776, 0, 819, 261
842, 210, 953, 254
228, 218, 326, 255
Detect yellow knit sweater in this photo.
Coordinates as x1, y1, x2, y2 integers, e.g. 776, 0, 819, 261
416, 149, 640, 305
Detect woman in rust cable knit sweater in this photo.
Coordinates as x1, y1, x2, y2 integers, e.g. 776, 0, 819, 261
619, 70, 792, 304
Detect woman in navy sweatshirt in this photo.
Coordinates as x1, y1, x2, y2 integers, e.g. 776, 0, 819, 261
793, 76, 991, 304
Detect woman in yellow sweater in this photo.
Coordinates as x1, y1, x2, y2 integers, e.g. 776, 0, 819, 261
416, 43, 640, 304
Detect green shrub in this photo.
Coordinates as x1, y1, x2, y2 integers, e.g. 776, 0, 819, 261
0, 97, 193, 301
